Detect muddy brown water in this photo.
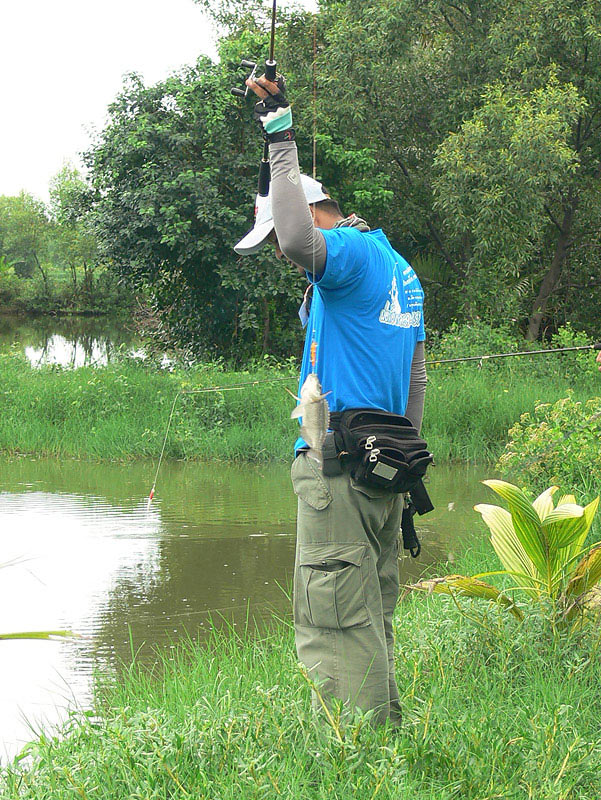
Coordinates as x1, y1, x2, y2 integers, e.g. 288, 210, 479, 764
0, 456, 489, 761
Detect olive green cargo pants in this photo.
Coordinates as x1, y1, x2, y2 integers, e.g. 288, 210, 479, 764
291, 452, 403, 726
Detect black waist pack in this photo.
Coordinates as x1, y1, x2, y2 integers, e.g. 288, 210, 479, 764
328, 409, 434, 503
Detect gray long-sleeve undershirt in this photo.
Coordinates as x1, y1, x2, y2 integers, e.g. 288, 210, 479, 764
270, 141, 327, 273
269, 140, 427, 432
405, 341, 427, 434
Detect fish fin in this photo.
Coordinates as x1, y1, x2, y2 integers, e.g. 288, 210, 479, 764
290, 405, 303, 419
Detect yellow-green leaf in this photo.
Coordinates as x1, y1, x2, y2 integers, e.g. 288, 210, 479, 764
410, 574, 523, 619
474, 503, 538, 596
561, 496, 600, 574
542, 504, 586, 550
482, 480, 547, 577
0, 630, 75, 641
566, 544, 601, 598
533, 486, 558, 521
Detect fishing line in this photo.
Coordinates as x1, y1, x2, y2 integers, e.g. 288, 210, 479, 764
146, 376, 296, 509
309, 11, 318, 375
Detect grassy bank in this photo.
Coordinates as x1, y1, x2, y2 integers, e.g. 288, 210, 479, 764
0, 351, 598, 463
3, 536, 601, 799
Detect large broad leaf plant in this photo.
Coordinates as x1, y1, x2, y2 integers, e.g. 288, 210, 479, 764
412, 480, 601, 629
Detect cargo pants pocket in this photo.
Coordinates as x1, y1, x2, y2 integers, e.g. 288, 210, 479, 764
295, 544, 371, 629
291, 453, 332, 511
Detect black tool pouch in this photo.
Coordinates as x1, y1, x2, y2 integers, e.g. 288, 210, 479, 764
352, 436, 414, 490
331, 409, 434, 499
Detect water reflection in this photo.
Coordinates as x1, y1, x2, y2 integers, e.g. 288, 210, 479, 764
0, 314, 138, 367
0, 457, 488, 761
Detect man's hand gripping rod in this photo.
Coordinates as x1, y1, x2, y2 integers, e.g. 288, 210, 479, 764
230, 0, 278, 197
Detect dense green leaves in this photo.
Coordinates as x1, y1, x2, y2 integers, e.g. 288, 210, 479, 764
77, 0, 601, 355
0, 166, 130, 314
85, 57, 305, 361
314, 0, 601, 337
0, 193, 49, 280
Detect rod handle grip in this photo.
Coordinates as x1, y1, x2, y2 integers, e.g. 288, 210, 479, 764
265, 59, 277, 81
258, 159, 271, 197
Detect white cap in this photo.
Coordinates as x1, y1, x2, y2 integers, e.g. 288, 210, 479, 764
234, 173, 329, 255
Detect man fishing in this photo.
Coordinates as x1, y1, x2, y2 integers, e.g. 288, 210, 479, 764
234, 73, 428, 727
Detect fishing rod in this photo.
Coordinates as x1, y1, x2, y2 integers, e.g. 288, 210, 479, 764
231, 0, 278, 197
145, 342, 601, 507
426, 342, 601, 367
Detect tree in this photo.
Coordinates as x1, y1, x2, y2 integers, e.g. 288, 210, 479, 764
49, 163, 98, 298
0, 192, 50, 290
87, 0, 601, 351
85, 54, 305, 360
316, 0, 601, 338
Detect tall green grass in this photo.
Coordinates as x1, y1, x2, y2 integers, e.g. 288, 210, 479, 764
0, 351, 597, 463
3, 536, 601, 798
0, 354, 297, 462
423, 361, 598, 462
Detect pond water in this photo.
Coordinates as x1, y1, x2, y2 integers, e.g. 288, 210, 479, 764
0, 314, 140, 367
0, 457, 488, 762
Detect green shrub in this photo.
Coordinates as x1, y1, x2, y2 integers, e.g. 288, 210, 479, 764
497, 394, 601, 496
550, 323, 600, 385
426, 319, 521, 367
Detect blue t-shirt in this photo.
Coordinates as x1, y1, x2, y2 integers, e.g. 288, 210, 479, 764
294, 226, 425, 453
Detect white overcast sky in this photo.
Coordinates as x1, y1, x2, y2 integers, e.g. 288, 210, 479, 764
0, 0, 315, 203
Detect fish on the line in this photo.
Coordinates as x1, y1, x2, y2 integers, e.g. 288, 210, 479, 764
289, 373, 330, 469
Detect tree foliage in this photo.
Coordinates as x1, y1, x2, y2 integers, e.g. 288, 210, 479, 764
318, 0, 601, 339
0, 169, 128, 315
0, 193, 49, 282
85, 56, 305, 361
82, 0, 601, 357
49, 164, 99, 298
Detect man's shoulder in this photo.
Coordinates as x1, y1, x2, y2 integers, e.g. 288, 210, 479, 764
321, 226, 388, 255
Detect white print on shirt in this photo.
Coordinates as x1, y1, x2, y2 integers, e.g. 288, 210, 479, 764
402, 264, 419, 287
379, 274, 422, 329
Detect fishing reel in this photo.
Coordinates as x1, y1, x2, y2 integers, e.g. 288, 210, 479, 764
231, 60, 259, 98
231, 57, 279, 196
230, 59, 277, 98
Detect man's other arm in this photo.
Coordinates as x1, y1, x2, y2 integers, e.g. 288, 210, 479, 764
405, 341, 427, 433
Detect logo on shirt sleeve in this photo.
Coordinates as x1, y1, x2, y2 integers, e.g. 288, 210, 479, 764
379, 274, 422, 329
